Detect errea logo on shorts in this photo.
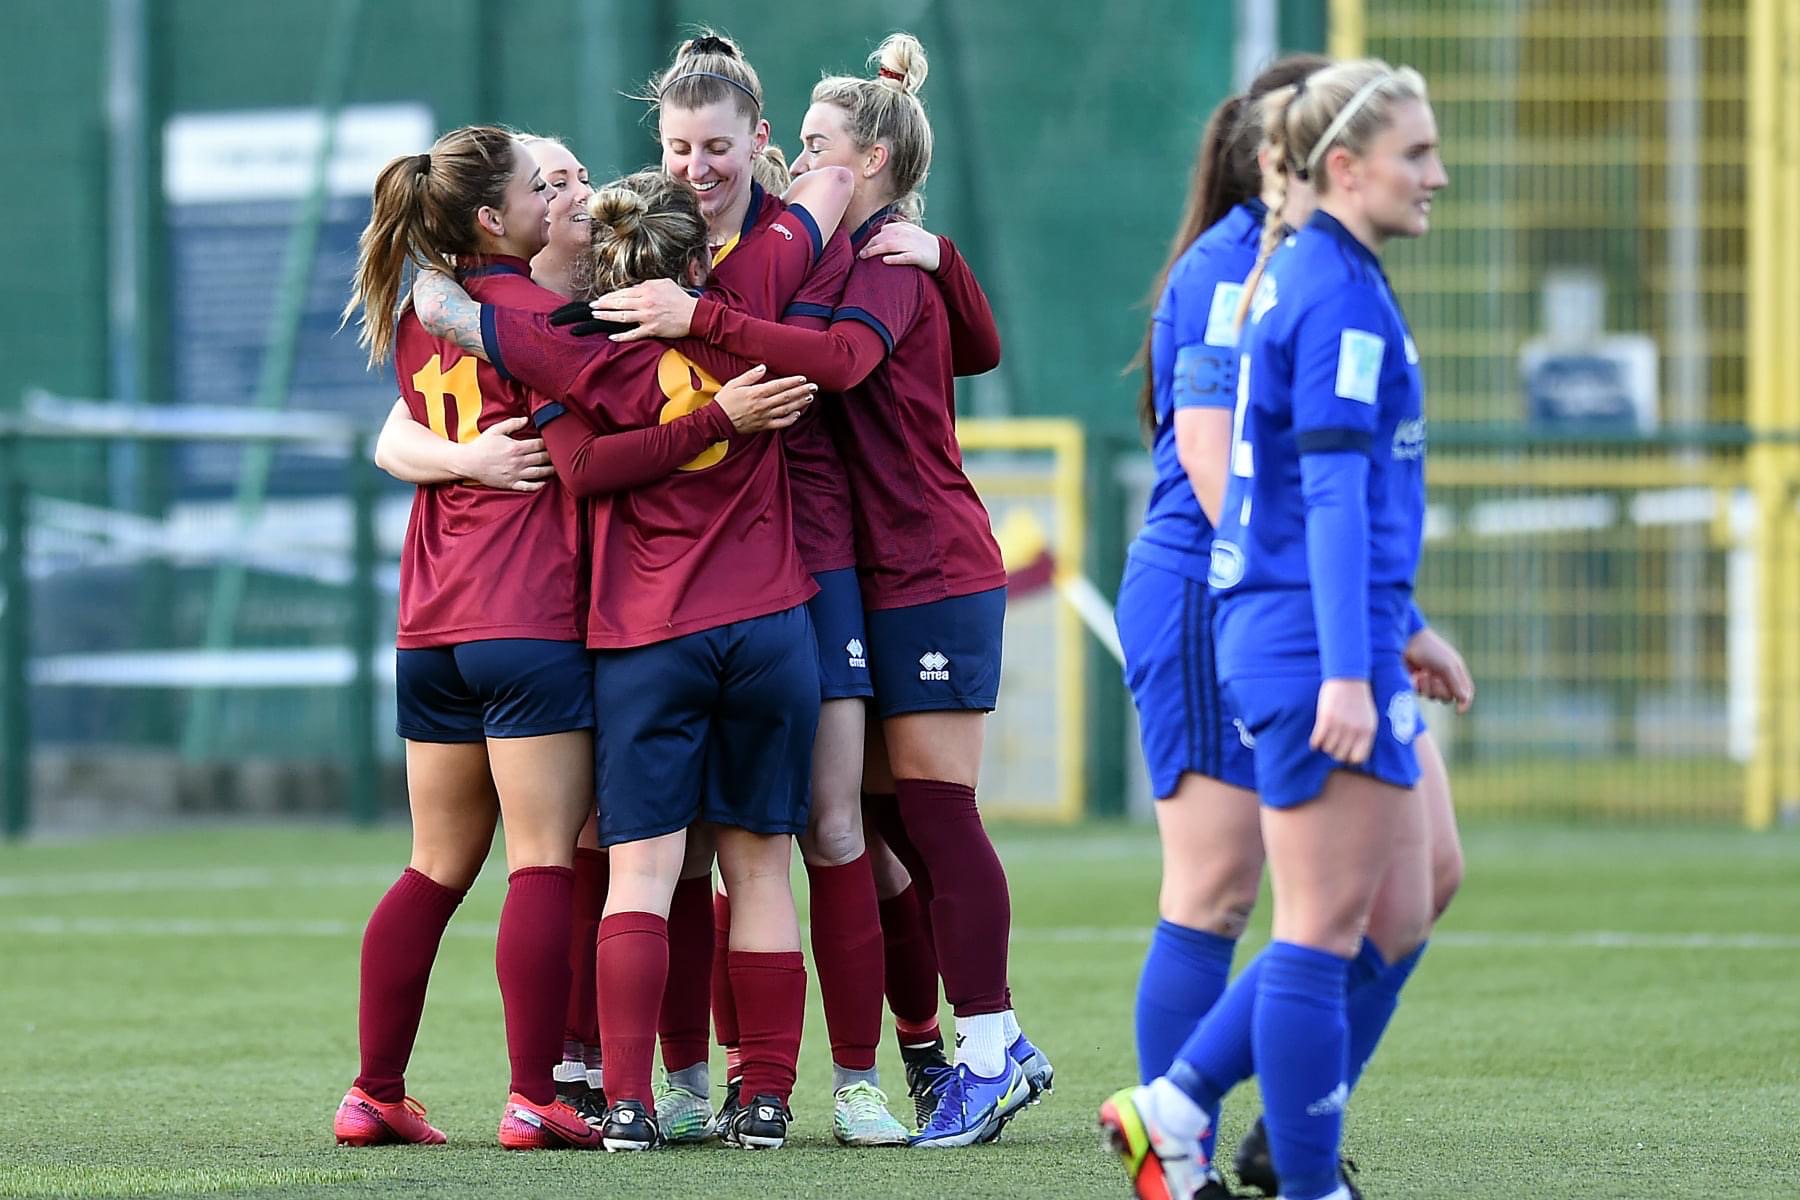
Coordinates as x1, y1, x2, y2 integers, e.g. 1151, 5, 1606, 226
918, 651, 950, 681
846, 638, 867, 669
770, 222, 795, 241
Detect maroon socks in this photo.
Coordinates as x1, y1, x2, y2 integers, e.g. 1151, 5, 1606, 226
596, 911, 669, 1106
878, 882, 944, 1043
895, 778, 1011, 1017
659, 876, 715, 1075
354, 868, 466, 1103
710, 889, 740, 1064
729, 949, 806, 1105
496, 866, 574, 1105
564, 848, 607, 1050
805, 854, 885, 1072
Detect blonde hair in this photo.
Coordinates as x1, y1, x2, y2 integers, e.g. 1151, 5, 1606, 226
340, 125, 522, 366
752, 143, 792, 192
1235, 58, 1429, 329
810, 32, 933, 220
577, 171, 710, 297
642, 29, 764, 125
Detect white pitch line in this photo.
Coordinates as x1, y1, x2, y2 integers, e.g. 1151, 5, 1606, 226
0, 865, 399, 898
0, 916, 1794, 951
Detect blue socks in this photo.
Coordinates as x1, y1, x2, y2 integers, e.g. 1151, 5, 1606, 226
1254, 941, 1352, 1200
1135, 920, 1237, 1160
1346, 939, 1426, 1090
1135, 920, 1237, 1080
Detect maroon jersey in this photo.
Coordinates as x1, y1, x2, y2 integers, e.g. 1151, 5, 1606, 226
482, 196, 833, 648
773, 229, 856, 574
831, 211, 1006, 609
392, 256, 584, 648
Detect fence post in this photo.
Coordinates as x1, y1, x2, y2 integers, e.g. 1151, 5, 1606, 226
346, 437, 379, 825
1, 432, 31, 839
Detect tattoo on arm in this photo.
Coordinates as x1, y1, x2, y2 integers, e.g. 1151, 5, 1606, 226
413, 270, 487, 359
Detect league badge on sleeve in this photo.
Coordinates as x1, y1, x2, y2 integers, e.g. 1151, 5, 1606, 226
1204, 281, 1247, 347
1335, 329, 1386, 404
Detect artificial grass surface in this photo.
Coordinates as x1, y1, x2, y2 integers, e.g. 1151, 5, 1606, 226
2, 823, 1796, 1198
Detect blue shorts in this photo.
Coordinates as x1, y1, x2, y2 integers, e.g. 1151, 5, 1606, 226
395, 639, 594, 742
808, 568, 874, 701
1216, 591, 1421, 808
588, 605, 820, 847
865, 586, 1006, 718
1115, 554, 1256, 797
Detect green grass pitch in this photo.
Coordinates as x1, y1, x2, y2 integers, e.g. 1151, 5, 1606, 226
3, 822, 1797, 1199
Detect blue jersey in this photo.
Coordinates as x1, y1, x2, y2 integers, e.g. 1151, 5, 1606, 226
1130, 201, 1267, 581
1208, 211, 1426, 679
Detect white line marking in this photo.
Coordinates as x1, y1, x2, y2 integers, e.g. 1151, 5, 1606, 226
0, 865, 397, 898
0, 916, 1794, 950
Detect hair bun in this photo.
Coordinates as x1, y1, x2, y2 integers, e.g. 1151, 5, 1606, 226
588, 186, 647, 238
681, 32, 739, 59
871, 32, 928, 94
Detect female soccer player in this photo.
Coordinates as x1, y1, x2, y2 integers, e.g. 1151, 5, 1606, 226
412, 159, 853, 1152
590, 32, 1044, 1149
368, 133, 616, 1124
577, 32, 995, 1148
1101, 59, 1452, 1200
331, 123, 602, 1152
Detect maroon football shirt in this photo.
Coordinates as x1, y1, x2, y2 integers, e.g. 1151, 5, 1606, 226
481, 198, 834, 648
771, 228, 856, 574
829, 211, 1007, 609
392, 256, 585, 648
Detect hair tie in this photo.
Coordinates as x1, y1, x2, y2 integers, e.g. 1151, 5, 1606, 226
1304, 72, 1393, 176
659, 70, 760, 105
877, 66, 906, 82
414, 153, 431, 175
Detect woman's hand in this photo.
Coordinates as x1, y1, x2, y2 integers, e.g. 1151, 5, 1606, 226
457, 416, 554, 491
859, 221, 940, 270
1404, 626, 1475, 713
1311, 677, 1378, 765
713, 364, 815, 433
588, 279, 699, 341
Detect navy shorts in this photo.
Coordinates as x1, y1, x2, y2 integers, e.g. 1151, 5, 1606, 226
588, 605, 820, 847
1115, 554, 1256, 797
1216, 592, 1421, 808
808, 568, 874, 701
865, 586, 1006, 718
395, 639, 594, 742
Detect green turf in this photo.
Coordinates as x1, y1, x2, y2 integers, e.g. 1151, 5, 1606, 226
2, 822, 1798, 1199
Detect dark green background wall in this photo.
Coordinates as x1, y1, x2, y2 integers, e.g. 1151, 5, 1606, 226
1, 0, 1326, 813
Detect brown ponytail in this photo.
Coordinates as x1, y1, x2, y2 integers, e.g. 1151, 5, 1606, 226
340, 124, 522, 367
1131, 53, 1330, 437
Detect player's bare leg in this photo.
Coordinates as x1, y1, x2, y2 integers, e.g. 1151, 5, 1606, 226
884, 712, 1037, 1145
797, 698, 907, 1143
335, 743, 495, 1146
657, 824, 718, 1142
714, 828, 805, 1148
483, 732, 600, 1148
594, 830, 685, 1150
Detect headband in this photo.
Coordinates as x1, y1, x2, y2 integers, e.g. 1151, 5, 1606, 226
1304, 72, 1393, 176
414, 153, 431, 174
659, 70, 760, 106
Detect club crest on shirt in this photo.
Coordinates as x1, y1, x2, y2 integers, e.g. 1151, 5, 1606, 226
1249, 274, 1279, 325
1208, 540, 1247, 590
1387, 690, 1420, 745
